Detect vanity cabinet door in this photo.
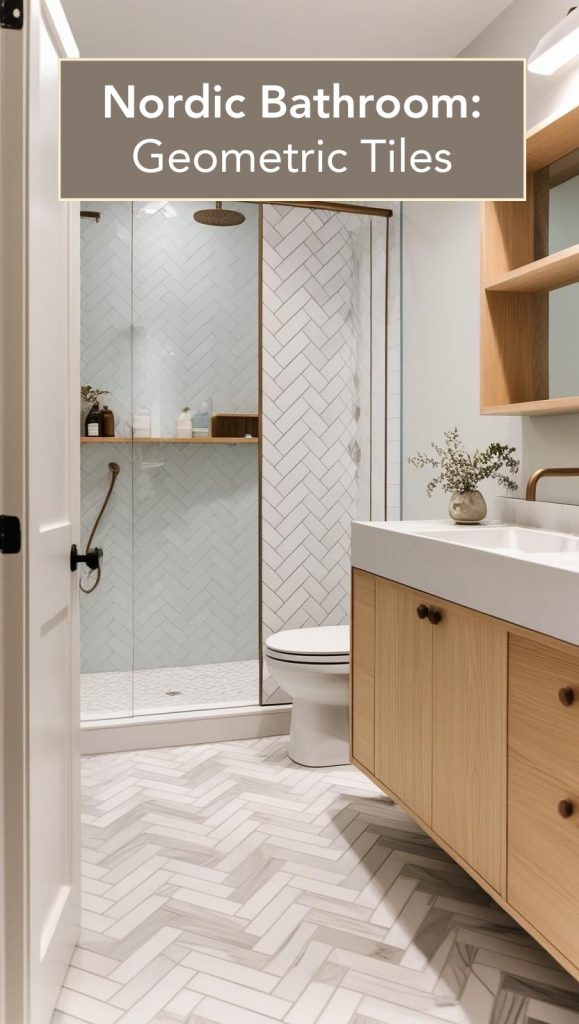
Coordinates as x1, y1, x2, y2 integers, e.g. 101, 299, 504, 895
375, 578, 433, 824
508, 633, 579, 968
508, 752, 579, 968
351, 570, 376, 773
432, 602, 507, 895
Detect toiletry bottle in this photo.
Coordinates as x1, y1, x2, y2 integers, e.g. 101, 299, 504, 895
176, 407, 193, 438
85, 403, 101, 437
100, 405, 115, 437
193, 399, 212, 438
133, 409, 151, 438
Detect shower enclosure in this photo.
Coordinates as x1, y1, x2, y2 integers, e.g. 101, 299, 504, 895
80, 201, 260, 719
79, 201, 398, 723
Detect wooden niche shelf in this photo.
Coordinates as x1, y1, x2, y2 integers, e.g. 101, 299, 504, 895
481, 103, 579, 416
80, 412, 260, 445
81, 436, 258, 446
211, 412, 259, 438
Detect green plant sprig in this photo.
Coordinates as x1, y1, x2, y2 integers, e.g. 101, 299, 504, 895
81, 385, 109, 405
408, 428, 519, 497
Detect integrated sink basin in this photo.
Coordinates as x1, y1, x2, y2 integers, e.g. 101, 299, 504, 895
416, 524, 579, 557
351, 512, 579, 647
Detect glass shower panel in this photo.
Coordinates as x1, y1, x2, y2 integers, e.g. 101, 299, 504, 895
130, 202, 260, 715
80, 202, 134, 720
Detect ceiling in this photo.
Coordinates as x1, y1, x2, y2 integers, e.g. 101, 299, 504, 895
61, 0, 516, 58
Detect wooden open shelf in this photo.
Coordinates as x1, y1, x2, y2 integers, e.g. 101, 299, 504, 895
527, 104, 579, 174
81, 436, 258, 445
481, 102, 579, 416
486, 244, 579, 294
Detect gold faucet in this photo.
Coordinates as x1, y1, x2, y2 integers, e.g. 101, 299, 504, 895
525, 467, 579, 501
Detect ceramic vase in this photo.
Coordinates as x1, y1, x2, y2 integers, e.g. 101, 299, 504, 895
449, 489, 487, 524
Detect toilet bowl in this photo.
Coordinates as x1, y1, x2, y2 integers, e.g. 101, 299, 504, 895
264, 625, 350, 768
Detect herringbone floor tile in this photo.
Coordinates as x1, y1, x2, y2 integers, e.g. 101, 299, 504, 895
53, 737, 579, 1024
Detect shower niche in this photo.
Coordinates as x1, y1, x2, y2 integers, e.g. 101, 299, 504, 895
79, 200, 396, 723
80, 201, 260, 719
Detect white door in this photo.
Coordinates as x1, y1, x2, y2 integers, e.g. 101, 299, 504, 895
0, 2, 80, 1023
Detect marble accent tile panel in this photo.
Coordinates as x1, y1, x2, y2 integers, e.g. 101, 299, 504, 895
261, 205, 379, 704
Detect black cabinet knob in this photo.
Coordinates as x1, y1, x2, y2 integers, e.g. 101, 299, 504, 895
558, 799, 574, 819
416, 604, 429, 620
558, 687, 575, 707
428, 608, 442, 625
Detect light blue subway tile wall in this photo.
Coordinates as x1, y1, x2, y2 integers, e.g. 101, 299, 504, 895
132, 202, 258, 436
131, 444, 258, 671
80, 202, 259, 687
81, 202, 133, 434
80, 443, 133, 680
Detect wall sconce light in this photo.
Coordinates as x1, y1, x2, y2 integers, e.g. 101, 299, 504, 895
529, 6, 579, 75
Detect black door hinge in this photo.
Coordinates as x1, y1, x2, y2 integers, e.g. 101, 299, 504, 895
0, 0, 23, 29
0, 516, 21, 554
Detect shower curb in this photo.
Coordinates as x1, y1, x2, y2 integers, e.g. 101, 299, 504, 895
81, 704, 291, 755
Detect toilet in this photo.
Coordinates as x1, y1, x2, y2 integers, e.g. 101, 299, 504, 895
264, 625, 350, 768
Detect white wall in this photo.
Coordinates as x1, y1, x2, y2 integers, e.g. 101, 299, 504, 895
403, 0, 579, 518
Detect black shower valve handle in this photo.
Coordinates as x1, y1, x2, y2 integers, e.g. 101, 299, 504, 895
70, 544, 103, 573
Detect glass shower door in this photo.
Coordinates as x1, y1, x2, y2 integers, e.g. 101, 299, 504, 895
130, 201, 260, 716
79, 201, 134, 720
80, 200, 260, 721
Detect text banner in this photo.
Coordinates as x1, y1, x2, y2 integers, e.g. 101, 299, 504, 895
60, 59, 526, 201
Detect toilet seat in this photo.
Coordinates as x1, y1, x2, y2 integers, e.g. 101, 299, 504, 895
265, 625, 350, 666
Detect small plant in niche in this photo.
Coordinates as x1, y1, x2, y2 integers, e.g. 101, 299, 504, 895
408, 428, 519, 523
81, 385, 109, 406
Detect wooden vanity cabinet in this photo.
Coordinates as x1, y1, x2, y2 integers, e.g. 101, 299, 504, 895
351, 569, 579, 981
508, 634, 579, 969
375, 577, 433, 824
432, 600, 507, 893
351, 570, 376, 773
352, 572, 507, 889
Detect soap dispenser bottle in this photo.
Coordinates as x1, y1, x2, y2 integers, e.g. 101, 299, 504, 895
85, 403, 101, 437
100, 405, 115, 437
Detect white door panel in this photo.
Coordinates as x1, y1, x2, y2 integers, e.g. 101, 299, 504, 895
1, 1, 80, 1022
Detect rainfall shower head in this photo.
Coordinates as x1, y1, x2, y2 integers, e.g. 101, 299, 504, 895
193, 202, 245, 227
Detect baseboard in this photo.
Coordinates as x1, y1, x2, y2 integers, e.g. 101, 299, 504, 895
81, 704, 291, 755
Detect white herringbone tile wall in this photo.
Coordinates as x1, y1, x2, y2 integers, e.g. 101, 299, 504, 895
80, 204, 260, 716
261, 206, 392, 704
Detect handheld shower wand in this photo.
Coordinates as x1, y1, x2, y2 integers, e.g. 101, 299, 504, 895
78, 461, 120, 595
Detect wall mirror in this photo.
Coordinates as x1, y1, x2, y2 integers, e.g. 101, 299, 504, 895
481, 103, 579, 415
546, 146, 579, 255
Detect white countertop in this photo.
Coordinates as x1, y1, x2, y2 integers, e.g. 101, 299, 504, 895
351, 510, 579, 646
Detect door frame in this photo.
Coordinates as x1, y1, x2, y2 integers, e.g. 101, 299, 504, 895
0, 18, 28, 1024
